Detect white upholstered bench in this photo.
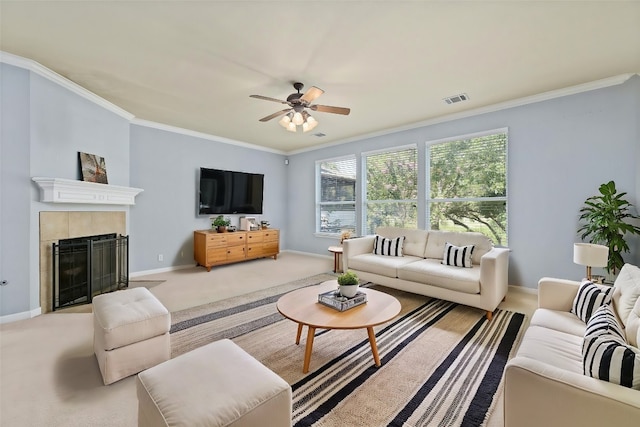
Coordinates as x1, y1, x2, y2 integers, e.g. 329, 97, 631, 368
93, 287, 171, 385
136, 339, 292, 427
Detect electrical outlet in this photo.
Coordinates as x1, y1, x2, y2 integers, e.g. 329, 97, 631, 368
158, 254, 163, 262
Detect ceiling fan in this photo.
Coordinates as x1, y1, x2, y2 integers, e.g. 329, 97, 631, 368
250, 82, 350, 132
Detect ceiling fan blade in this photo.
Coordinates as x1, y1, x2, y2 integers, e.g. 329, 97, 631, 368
310, 104, 351, 115
300, 86, 324, 103
250, 94, 289, 104
259, 109, 291, 122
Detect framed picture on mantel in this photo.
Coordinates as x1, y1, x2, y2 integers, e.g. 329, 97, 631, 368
79, 152, 109, 184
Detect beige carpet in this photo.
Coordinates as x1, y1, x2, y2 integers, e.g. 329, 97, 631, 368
0, 252, 536, 426
169, 278, 527, 426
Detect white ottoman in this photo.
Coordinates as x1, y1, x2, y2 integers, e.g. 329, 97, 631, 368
93, 287, 170, 385
136, 339, 292, 427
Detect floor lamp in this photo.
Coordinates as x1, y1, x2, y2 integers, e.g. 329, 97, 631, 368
573, 243, 609, 281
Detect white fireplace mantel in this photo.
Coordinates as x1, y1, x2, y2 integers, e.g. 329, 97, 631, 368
32, 177, 143, 205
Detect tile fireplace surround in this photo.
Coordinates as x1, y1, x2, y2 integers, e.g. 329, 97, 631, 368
39, 211, 126, 313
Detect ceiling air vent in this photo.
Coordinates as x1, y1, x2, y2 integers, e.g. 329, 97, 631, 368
313, 133, 326, 137
443, 93, 469, 105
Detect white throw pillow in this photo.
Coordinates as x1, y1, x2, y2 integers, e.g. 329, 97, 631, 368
373, 235, 405, 257
613, 263, 640, 326
571, 280, 614, 323
583, 332, 640, 390
626, 297, 640, 348
441, 242, 474, 268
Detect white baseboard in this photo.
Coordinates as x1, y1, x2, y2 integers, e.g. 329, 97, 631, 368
130, 263, 194, 278
508, 284, 538, 295
129, 251, 332, 277
0, 307, 42, 324
282, 249, 333, 260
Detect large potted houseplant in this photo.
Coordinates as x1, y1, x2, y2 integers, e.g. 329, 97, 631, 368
578, 180, 640, 275
337, 270, 360, 298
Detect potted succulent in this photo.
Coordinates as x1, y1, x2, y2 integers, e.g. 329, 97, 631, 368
337, 270, 360, 298
212, 215, 230, 233
578, 180, 640, 276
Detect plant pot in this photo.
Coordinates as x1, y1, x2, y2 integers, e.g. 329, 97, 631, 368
216, 226, 227, 233
339, 284, 359, 298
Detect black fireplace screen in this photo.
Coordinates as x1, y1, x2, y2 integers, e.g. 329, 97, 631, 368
52, 234, 129, 310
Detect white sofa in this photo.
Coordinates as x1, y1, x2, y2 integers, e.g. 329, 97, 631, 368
504, 265, 640, 427
342, 227, 509, 319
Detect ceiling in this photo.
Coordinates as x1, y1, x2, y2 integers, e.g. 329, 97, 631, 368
1, 1, 639, 153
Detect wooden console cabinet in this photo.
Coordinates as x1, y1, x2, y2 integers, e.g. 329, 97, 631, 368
194, 229, 279, 271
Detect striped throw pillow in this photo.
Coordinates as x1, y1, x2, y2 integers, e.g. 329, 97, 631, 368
584, 304, 626, 341
442, 242, 474, 268
583, 333, 640, 390
571, 280, 614, 323
373, 235, 405, 257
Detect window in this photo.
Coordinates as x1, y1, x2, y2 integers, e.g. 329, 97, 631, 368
316, 156, 356, 234
427, 130, 508, 245
363, 146, 418, 234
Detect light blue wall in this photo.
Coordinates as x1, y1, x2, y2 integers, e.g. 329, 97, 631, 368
1, 64, 31, 315
287, 77, 640, 288
129, 125, 287, 272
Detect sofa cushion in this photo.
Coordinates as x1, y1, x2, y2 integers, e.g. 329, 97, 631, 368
612, 263, 640, 327
626, 297, 640, 348
424, 230, 492, 264
571, 280, 614, 323
583, 332, 640, 390
516, 325, 584, 374
442, 242, 474, 268
376, 227, 429, 258
373, 235, 405, 256
398, 258, 480, 294
530, 308, 586, 337
349, 253, 422, 278
585, 304, 626, 341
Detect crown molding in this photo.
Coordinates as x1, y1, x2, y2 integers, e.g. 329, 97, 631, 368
130, 118, 286, 155
2, 51, 636, 155
0, 51, 134, 120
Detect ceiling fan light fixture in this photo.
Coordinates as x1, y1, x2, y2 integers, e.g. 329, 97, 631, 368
304, 115, 318, 132
292, 111, 304, 126
279, 113, 291, 128
251, 82, 348, 134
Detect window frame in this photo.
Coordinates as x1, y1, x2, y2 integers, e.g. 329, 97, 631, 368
425, 127, 509, 246
361, 144, 419, 235
315, 154, 357, 236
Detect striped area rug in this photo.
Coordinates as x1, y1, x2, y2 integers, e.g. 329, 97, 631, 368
170, 275, 526, 427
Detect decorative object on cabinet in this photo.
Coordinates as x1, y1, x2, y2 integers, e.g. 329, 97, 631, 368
211, 215, 230, 233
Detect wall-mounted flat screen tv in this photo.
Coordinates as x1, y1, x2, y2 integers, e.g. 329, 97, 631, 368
198, 167, 264, 215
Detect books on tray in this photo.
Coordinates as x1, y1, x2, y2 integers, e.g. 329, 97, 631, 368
318, 290, 367, 312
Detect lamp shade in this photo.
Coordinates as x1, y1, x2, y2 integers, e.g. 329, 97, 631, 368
573, 243, 609, 267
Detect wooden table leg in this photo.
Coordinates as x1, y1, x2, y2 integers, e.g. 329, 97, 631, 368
367, 327, 381, 367
295, 323, 303, 345
303, 326, 316, 373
